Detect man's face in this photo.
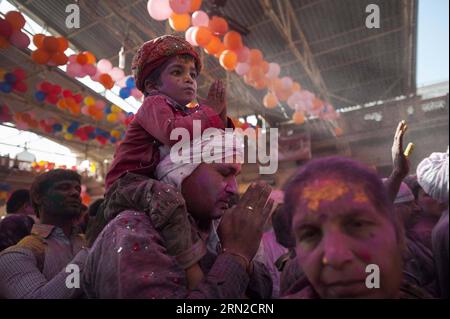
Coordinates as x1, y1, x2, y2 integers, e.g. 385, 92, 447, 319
181, 163, 241, 222
156, 56, 198, 106
40, 180, 83, 220
417, 189, 446, 218
291, 178, 403, 299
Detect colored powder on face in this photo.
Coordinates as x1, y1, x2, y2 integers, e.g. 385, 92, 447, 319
357, 249, 372, 264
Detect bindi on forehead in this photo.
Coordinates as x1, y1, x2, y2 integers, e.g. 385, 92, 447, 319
301, 179, 370, 212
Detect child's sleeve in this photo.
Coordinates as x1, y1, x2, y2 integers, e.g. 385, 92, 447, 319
135, 96, 225, 146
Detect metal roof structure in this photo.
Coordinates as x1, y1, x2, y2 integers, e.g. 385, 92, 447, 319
1, 0, 418, 160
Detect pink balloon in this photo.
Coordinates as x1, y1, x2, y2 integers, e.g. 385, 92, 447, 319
110, 67, 125, 81
131, 88, 143, 99
287, 92, 303, 110
95, 100, 106, 110
68, 54, 78, 63
281, 76, 293, 90
83, 63, 97, 76
90, 70, 101, 82
81, 105, 90, 116
236, 46, 250, 63
117, 77, 128, 88
169, 0, 191, 14
97, 59, 112, 73
16, 122, 29, 130
266, 63, 280, 79
185, 26, 198, 46
192, 10, 209, 27
118, 112, 126, 122
9, 31, 30, 49
147, 0, 173, 21
235, 63, 250, 76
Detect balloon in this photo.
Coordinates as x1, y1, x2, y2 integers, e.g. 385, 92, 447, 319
219, 50, 237, 71
9, 31, 30, 49
64, 133, 73, 140
287, 92, 303, 110
83, 63, 97, 76
169, 12, 191, 32
5, 11, 25, 31
33, 34, 45, 48
0, 18, 12, 38
263, 92, 278, 109
52, 123, 63, 132
110, 67, 125, 81
62, 89, 72, 98
31, 49, 50, 64
73, 94, 83, 104
248, 49, 263, 66
12, 68, 26, 81
5, 73, 16, 84
50, 52, 68, 65
119, 87, 131, 99
334, 127, 343, 136
0, 36, 10, 49
84, 51, 96, 64
57, 37, 68, 52
185, 26, 198, 46
235, 62, 250, 76
34, 91, 46, 102
147, 0, 173, 21
292, 82, 301, 92
106, 113, 118, 122
95, 100, 106, 110
236, 46, 250, 63
189, 0, 202, 12
97, 59, 112, 73
169, 0, 191, 14
193, 26, 212, 47
43, 36, 59, 52
111, 105, 122, 113
131, 88, 143, 99
99, 73, 114, 89
125, 77, 135, 88
204, 35, 221, 55
81, 105, 90, 116
224, 31, 242, 51
13, 81, 27, 93
46, 94, 59, 104
209, 16, 228, 35
76, 53, 88, 65
248, 66, 264, 82
281, 76, 293, 90
84, 96, 95, 106
0, 82, 12, 93
192, 10, 209, 27
293, 111, 305, 125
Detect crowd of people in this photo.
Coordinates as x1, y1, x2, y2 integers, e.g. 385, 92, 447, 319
0, 35, 448, 299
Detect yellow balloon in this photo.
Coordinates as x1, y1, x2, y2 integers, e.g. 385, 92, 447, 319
111, 105, 122, 113
64, 133, 73, 140
110, 129, 121, 138
107, 113, 118, 122
84, 96, 95, 106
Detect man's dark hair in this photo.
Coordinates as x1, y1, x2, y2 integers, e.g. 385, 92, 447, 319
30, 169, 81, 217
403, 175, 422, 200
282, 156, 401, 241
6, 189, 31, 214
143, 54, 197, 97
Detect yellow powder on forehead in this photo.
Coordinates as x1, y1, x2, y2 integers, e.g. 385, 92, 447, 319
302, 179, 370, 211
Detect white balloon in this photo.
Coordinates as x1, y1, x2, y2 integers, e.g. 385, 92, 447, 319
287, 92, 303, 110
147, 0, 173, 21
110, 67, 125, 81
192, 10, 209, 27
185, 26, 198, 46
266, 63, 280, 79
235, 63, 250, 76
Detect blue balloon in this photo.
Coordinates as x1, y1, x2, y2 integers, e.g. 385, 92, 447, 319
110, 137, 117, 143
4, 73, 16, 84
34, 91, 46, 102
104, 106, 112, 114
0, 82, 12, 93
88, 132, 96, 139
126, 77, 135, 88
52, 123, 63, 132
119, 87, 131, 99
95, 128, 103, 135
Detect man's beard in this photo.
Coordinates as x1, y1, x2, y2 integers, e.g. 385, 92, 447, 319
42, 199, 82, 220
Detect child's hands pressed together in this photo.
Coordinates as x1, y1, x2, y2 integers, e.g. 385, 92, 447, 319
200, 80, 226, 116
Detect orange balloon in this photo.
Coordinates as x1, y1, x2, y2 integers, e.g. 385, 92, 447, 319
260, 61, 269, 74
254, 78, 268, 90
214, 42, 226, 59
99, 73, 114, 89
194, 26, 212, 47
209, 16, 228, 36
57, 99, 67, 109
204, 36, 221, 55
56, 37, 68, 52
275, 87, 291, 102
223, 31, 242, 51
293, 112, 305, 125
219, 50, 237, 71
43, 36, 59, 53
312, 97, 323, 110
0, 36, 10, 49
88, 104, 97, 116
84, 51, 96, 64
335, 127, 343, 136
189, 0, 202, 12
248, 66, 265, 82
51, 52, 68, 65
76, 53, 88, 65
169, 13, 191, 32
5, 11, 25, 31
32, 49, 50, 64
248, 49, 263, 66
292, 82, 301, 92
33, 34, 45, 48
263, 92, 278, 109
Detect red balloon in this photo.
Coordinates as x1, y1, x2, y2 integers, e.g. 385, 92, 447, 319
46, 94, 59, 104
62, 89, 72, 98
12, 68, 26, 81
40, 81, 52, 93
13, 81, 27, 93
0, 18, 12, 38
51, 84, 62, 95
73, 94, 83, 104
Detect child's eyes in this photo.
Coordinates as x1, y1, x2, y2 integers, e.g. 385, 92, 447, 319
190, 73, 197, 79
